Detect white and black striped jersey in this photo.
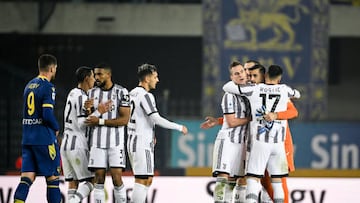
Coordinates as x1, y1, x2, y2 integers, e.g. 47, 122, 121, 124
127, 86, 157, 151
62, 88, 90, 151
220, 92, 251, 143
88, 84, 130, 148
223, 82, 300, 143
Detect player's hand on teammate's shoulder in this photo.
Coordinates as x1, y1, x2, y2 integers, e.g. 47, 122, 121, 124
181, 125, 188, 135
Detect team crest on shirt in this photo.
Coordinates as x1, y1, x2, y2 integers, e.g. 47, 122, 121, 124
51, 87, 56, 100
123, 94, 130, 102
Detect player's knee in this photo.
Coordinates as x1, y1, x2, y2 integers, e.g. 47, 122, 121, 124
111, 172, 124, 186
94, 169, 106, 183
147, 177, 153, 186
270, 177, 282, 183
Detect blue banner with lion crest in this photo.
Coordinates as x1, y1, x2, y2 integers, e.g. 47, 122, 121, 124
202, 0, 329, 120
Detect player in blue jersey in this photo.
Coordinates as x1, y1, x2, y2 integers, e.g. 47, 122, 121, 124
13, 54, 62, 203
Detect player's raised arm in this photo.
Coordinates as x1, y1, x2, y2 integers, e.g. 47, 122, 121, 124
222, 81, 240, 95
222, 81, 254, 96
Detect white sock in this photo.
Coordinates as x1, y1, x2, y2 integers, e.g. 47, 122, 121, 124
260, 186, 273, 203
67, 189, 76, 201
214, 177, 227, 203
114, 184, 127, 203
93, 183, 105, 203
225, 181, 235, 203
71, 181, 94, 203
245, 178, 261, 203
232, 185, 246, 203
131, 183, 149, 203
68, 195, 81, 203
271, 182, 284, 203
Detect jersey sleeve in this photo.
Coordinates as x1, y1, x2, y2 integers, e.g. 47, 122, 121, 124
218, 117, 224, 125
141, 93, 158, 115
277, 100, 298, 120
119, 88, 130, 107
221, 93, 236, 114
222, 81, 254, 96
76, 94, 89, 128
42, 84, 59, 131
149, 113, 183, 132
285, 85, 301, 99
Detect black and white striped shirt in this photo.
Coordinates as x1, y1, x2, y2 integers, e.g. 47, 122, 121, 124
221, 92, 251, 143
88, 84, 130, 148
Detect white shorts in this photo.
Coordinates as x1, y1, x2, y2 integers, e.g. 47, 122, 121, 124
88, 145, 126, 169
60, 147, 94, 181
128, 147, 154, 176
246, 139, 288, 177
212, 130, 246, 177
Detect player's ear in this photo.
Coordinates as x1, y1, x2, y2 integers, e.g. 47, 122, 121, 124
145, 75, 150, 83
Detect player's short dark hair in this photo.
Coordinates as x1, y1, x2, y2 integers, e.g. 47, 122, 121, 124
267, 65, 283, 79
249, 64, 266, 75
75, 66, 93, 83
137, 63, 157, 81
38, 54, 57, 71
229, 60, 242, 68
94, 63, 112, 72
245, 59, 260, 65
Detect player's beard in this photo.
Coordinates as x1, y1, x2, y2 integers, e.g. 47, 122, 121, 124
92, 81, 97, 88
96, 80, 105, 88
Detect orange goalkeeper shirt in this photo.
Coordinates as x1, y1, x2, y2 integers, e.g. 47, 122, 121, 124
277, 100, 298, 172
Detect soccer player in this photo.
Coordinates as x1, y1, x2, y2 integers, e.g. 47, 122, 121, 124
223, 65, 301, 203
244, 60, 260, 82
14, 54, 61, 203
61, 66, 110, 203
85, 63, 130, 203
212, 61, 251, 203
127, 63, 188, 203
248, 64, 298, 203
248, 64, 265, 84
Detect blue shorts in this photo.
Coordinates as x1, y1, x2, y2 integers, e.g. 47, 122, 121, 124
21, 143, 61, 177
